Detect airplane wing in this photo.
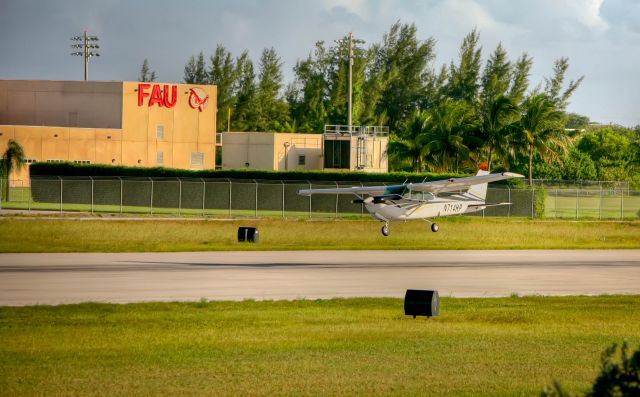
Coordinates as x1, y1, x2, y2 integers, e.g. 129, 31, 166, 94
298, 172, 523, 197
406, 172, 523, 195
298, 184, 406, 196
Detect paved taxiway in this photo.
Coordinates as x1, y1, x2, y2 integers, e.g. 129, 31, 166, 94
1, 250, 639, 306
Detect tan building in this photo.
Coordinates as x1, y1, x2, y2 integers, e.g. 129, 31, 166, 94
0, 80, 218, 182
322, 125, 388, 173
221, 132, 323, 171
221, 126, 388, 172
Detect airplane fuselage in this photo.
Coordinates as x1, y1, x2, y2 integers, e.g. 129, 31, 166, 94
364, 196, 485, 221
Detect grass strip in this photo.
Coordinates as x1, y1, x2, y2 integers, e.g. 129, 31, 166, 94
1, 296, 639, 396
0, 217, 639, 252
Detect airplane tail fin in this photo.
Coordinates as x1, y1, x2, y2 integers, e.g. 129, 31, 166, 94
467, 164, 490, 200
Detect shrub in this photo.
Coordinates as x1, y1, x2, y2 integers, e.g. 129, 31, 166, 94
534, 187, 547, 218
541, 341, 640, 397
589, 341, 640, 396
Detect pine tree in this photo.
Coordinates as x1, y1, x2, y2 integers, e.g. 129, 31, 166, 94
372, 22, 436, 133
544, 57, 584, 110
447, 29, 482, 103
233, 51, 258, 131
184, 52, 208, 84
139, 59, 156, 82
255, 47, 289, 131
209, 45, 237, 132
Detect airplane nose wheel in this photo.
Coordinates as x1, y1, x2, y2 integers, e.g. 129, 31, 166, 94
381, 223, 390, 237
431, 223, 439, 233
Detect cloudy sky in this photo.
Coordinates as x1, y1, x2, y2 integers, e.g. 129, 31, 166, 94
1, 0, 638, 126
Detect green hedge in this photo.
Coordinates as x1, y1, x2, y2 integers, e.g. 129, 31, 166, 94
29, 162, 459, 183
29, 162, 522, 185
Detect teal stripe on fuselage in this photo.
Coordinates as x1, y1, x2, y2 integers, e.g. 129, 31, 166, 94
383, 185, 407, 195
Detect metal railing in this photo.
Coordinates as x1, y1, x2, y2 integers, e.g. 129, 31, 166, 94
324, 125, 389, 137
1, 177, 638, 220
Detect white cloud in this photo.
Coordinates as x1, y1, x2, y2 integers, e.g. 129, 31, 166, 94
321, 0, 371, 19
558, 0, 609, 30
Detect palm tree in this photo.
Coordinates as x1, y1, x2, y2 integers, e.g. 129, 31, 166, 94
1, 140, 26, 201
514, 94, 567, 184
389, 110, 430, 172
480, 95, 520, 171
423, 99, 476, 173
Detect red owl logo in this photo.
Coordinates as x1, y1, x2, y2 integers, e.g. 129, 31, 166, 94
188, 88, 209, 112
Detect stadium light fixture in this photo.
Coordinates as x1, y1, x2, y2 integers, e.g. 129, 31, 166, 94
70, 30, 100, 80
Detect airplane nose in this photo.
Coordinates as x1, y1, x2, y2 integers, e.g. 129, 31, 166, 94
373, 212, 387, 222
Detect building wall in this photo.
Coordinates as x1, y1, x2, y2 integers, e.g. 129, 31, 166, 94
0, 80, 217, 183
0, 125, 122, 183
221, 132, 323, 171
274, 133, 323, 171
362, 136, 388, 173
0, 80, 122, 129
120, 82, 216, 170
221, 132, 276, 170
324, 135, 388, 173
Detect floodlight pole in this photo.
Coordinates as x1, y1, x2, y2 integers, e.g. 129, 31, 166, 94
71, 30, 100, 81
83, 31, 89, 81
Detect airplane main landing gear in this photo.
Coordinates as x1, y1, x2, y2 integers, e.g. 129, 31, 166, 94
381, 222, 390, 237
422, 218, 439, 233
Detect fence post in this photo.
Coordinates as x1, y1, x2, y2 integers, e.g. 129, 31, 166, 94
59, 176, 63, 214
554, 189, 558, 218
360, 182, 364, 218
576, 188, 579, 220
254, 179, 258, 217
201, 178, 206, 217
0, 177, 3, 210
599, 185, 602, 220
621, 189, 624, 220
530, 186, 534, 219
335, 181, 339, 218
90, 177, 94, 214
149, 177, 154, 215
119, 177, 123, 214
281, 180, 285, 218
228, 179, 232, 217
308, 181, 312, 218
177, 178, 182, 216
28, 179, 31, 213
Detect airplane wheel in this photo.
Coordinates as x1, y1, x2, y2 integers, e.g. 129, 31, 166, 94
431, 223, 439, 233
381, 224, 390, 237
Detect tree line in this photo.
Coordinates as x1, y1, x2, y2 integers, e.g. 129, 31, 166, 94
140, 22, 640, 184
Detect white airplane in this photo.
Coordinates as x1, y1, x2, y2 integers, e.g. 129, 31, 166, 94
298, 169, 524, 236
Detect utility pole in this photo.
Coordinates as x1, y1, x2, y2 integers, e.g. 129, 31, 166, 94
71, 30, 100, 80
335, 32, 363, 133
348, 32, 353, 132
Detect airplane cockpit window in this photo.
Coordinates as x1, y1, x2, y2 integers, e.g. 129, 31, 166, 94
405, 191, 434, 200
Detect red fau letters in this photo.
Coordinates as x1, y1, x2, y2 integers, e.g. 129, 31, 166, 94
137, 83, 177, 108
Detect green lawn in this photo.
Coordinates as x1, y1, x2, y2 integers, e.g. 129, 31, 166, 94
0, 217, 639, 252
1, 296, 639, 396
545, 193, 640, 219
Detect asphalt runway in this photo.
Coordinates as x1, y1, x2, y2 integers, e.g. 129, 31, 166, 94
1, 250, 639, 306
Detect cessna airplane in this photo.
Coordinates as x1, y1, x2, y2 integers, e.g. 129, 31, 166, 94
298, 168, 524, 236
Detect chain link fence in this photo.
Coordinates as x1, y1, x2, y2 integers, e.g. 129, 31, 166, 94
1, 176, 638, 219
